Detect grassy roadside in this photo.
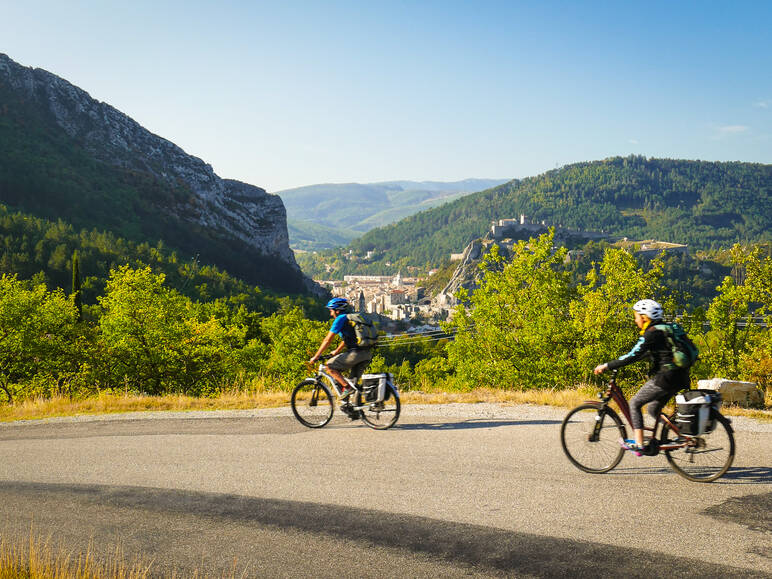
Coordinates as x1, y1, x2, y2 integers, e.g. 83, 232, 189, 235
1, 387, 770, 423
0, 532, 155, 579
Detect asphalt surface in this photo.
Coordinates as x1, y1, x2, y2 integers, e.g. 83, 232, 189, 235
0, 404, 770, 577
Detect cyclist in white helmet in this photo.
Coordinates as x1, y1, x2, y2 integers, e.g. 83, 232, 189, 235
594, 299, 690, 456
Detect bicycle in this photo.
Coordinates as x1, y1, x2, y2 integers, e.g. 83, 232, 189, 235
560, 370, 735, 482
290, 355, 401, 430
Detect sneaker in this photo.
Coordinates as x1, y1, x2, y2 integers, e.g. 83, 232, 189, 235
619, 438, 643, 457
339, 386, 354, 399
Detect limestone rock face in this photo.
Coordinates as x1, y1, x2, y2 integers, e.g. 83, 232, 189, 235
434, 238, 486, 307
0, 53, 309, 287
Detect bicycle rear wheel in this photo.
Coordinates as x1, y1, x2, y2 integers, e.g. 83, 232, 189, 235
357, 384, 400, 430
662, 412, 735, 482
561, 404, 626, 473
291, 379, 334, 428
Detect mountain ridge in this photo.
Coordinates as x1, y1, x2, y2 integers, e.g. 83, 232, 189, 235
277, 178, 509, 250
0, 53, 314, 294
341, 156, 771, 269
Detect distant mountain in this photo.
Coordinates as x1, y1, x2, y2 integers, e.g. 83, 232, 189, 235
0, 53, 314, 294
346, 157, 772, 267
277, 179, 508, 250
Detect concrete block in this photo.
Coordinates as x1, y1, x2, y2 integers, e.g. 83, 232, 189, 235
697, 378, 763, 407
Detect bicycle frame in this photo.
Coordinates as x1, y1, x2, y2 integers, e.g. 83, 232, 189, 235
315, 364, 349, 399
589, 370, 683, 451
314, 360, 377, 411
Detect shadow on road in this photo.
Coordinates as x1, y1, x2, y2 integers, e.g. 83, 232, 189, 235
0, 480, 766, 578
602, 465, 772, 484
718, 467, 772, 485
703, 491, 772, 534
398, 419, 562, 430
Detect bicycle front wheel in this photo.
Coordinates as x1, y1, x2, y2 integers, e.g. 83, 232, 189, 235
291, 379, 334, 428
662, 413, 735, 482
357, 384, 400, 430
561, 404, 626, 473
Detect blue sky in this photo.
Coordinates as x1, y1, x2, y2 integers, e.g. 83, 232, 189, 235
2, 1, 770, 192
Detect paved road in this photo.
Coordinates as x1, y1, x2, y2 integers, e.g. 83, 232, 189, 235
0, 404, 770, 577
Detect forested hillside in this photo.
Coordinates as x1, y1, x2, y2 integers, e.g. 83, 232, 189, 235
0, 204, 322, 317
346, 157, 771, 268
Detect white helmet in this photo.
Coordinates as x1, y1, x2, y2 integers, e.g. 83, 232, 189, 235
633, 299, 663, 321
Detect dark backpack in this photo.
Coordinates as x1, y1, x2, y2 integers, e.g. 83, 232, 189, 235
346, 313, 378, 348
655, 322, 699, 369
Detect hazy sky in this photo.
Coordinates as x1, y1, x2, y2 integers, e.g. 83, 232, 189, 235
2, 1, 770, 192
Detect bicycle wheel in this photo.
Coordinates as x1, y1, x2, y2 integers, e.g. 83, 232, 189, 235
357, 384, 400, 430
561, 404, 626, 473
662, 412, 735, 482
291, 379, 334, 428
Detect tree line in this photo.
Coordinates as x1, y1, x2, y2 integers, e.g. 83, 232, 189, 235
1, 232, 769, 404
0, 204, 323, 317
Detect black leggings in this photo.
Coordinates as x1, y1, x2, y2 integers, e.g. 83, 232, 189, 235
629, 379, 679, 430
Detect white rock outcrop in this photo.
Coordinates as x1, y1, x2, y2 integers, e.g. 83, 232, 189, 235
697, 378, 763, 407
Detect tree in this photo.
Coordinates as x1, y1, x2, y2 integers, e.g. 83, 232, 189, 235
257, 307, 327, 388
97, 266, 246, 395
72, 249, 82, 321
446, 232, 578, 390
701, 245, 772, 388
571, 248, 667, 389
0, 275, 78, 403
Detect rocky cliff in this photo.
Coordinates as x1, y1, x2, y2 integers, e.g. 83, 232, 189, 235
434, 238, 486, 307
0, 53, 315, 293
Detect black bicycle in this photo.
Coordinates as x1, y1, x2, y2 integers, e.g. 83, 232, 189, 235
291, 355, 401, 430
560, 370, 735, 482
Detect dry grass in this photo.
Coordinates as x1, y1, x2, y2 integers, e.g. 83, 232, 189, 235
400, 386, 599, 408
0, 390, 288, 422
1, 386, 769, 423
0, 532, 153, 579
0, 528, 254, 578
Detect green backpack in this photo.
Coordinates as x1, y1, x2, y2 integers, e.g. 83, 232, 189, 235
346, 313, 379, 348
655, 322, 699, 369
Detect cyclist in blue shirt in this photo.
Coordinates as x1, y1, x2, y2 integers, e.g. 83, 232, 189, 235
309, 297, 373, 399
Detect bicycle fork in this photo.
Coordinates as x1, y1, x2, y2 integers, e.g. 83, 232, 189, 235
309, 386, 320, 407
589, 406, 607, 442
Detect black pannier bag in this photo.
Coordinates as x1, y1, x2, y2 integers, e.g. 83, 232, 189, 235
361, 373, 388, 402
675, 390, 722, 435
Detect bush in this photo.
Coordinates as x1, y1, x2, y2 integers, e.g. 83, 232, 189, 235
97, 266, 246, 395
0, 275, 79, 402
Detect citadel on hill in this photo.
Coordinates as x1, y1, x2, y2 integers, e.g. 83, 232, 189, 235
489, 214, 607, 242
318, 215, 690, 326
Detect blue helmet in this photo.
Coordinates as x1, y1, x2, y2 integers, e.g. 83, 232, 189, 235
325, 297, 349, 312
